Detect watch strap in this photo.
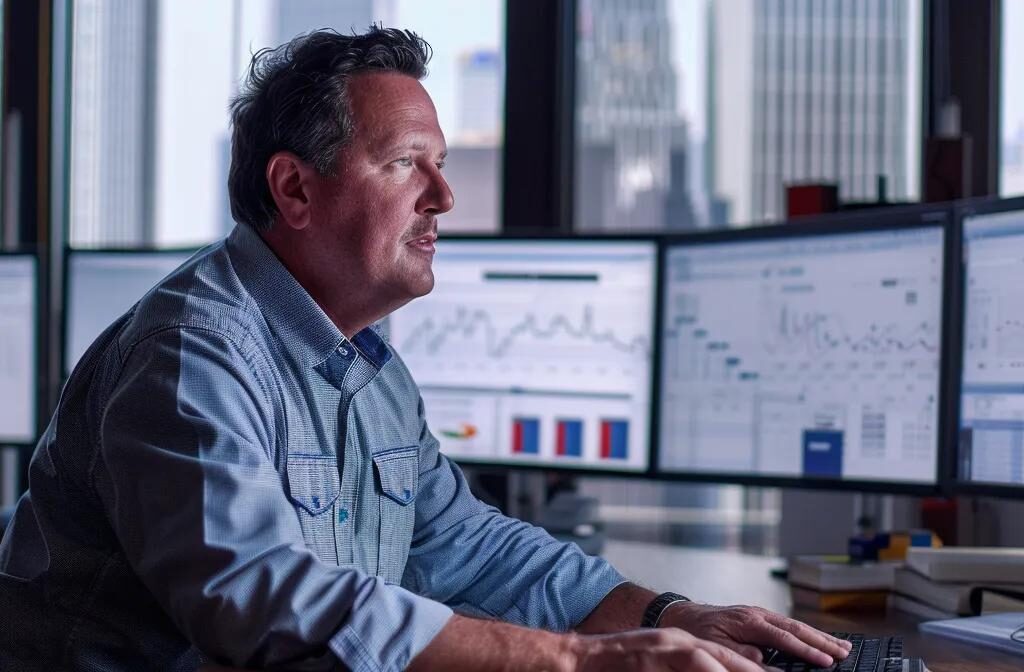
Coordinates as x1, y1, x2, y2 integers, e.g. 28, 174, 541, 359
641, 591, 691, 628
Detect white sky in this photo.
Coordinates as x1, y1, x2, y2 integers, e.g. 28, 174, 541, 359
1003, 0, 1024, 141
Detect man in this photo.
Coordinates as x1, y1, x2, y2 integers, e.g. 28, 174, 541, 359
0, 28, 850, 671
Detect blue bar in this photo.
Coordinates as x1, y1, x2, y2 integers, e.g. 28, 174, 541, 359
514, 418, 540, 455
802, 429, 844, 477
558, 419, 583, 457
602, 420, 629, 460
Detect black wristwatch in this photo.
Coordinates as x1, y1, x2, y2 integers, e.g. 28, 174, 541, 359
641, 592, 692, 628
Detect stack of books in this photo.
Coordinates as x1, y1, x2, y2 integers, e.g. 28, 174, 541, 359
888, 547, 1024, 619
787, 554, 900, 612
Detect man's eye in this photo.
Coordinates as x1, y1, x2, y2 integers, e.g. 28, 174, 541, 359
436, 160, 446, 170
395, 157, 413, 167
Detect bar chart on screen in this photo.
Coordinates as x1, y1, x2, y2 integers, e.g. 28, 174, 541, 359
388, 239, 656, 471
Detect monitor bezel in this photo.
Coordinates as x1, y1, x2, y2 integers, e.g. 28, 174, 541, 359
61, 246, 200, 378
0, 250, 41, 446
407, 232, 663, 478
650, 204, 955, 496
949, 195, 1024, 499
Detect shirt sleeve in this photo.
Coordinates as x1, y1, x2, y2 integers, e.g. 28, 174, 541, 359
95, 328, 452, 672
401, 396, 626, 630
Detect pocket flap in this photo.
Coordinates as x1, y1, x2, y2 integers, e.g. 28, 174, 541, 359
286, 454, 341, 515
372, 447, 419, 505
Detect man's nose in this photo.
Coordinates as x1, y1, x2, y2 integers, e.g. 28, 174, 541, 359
419, 168, 455, 216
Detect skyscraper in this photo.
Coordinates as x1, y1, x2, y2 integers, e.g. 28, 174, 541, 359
576, 0, 694, 232
456, 49, 502, 146
274, 0, 393, 42
709, 0, 919, 224
70, 0, 155, 246
275, 0, 395, 43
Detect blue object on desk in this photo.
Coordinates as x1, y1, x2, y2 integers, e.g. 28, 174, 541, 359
919, 612, 1024, 657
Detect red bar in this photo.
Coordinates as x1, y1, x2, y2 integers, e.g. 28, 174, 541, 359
600, 421, 611, 459
512, 420, 523, 453
556, 422, 566, 456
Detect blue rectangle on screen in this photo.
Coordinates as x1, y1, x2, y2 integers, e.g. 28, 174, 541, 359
601, 419, 629, 460
557, 419, 583, 457
802, 430, 844, 477
512, 417, 540, 455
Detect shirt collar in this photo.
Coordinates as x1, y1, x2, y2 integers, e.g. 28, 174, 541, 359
226, 224, 393, 372
227, 224, 344, 368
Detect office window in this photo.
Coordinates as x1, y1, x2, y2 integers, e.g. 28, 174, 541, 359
1001, 0, 1024, 196
68, 0, 504, 248
0, 0, 4, 226
575, 0, 922, 232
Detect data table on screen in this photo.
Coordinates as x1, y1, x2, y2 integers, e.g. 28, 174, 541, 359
65, 251, 194, 374
0, 257, 37, 443
658, 227, 945, 485
387, 240, 657, 472
959, 209, 1024, 487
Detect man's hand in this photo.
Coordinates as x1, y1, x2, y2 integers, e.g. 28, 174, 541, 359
658, 602, 852, 668
569, 628, 771, 672
408, 613, 769, 672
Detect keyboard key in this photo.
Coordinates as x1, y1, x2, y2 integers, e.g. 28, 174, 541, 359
766, 632, 926, 672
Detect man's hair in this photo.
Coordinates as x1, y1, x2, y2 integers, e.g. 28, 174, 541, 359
228, 26, 432, 231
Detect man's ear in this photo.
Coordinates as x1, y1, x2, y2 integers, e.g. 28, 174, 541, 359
266, 151, 315, 231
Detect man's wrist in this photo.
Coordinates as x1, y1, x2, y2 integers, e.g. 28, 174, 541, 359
641, 592, 692, 628
657, 598, 702, 628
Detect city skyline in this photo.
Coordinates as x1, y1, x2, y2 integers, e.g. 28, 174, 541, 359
576, 0, 698, 232
67, 1, 1021, 250
709, 0, 922, 224
70, 0, 504, 247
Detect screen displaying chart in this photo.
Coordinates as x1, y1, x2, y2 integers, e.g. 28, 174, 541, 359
0, 256, 37, 443
66, 251, 194, 374
387, 239, 656, 471
960, 208, 1024, 487
659, 227, 944, 484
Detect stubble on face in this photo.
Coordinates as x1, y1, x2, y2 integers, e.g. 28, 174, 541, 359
318, 72, 451, 314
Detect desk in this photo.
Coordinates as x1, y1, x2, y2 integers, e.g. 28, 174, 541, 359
603, 540, 1022, 671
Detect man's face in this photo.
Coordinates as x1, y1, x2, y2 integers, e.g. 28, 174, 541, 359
308, 71, 453, 307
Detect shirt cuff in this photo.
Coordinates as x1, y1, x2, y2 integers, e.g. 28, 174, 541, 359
565, 560, 628, 630
328, 578, 453, 672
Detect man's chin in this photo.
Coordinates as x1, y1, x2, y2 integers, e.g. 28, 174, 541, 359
411, 272, 435, 298
392, 271, 435, 301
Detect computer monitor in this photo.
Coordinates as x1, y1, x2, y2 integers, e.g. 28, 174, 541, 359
387, 238, 657, 472
657, 209, 950, 492
0, 254, 38, 444
956, 197, 1024, 495
65, 249, 195, 375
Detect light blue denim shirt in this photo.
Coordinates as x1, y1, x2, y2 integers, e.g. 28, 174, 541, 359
0, 224, 624, 671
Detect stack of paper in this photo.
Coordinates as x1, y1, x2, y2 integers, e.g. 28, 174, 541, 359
787, 555, 898, 612
888, 547, 1024, 619
920, 613, 1024, 657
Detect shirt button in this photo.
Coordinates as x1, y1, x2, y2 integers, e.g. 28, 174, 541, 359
339, 347, 349, 356
338, 508, 349, 524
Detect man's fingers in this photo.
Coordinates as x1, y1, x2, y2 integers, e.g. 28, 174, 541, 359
712, 640, 763, 664
751, 621, 834, 668
697, 639, 769, 672
683, 648, 729, 672
762, 611, 852, 659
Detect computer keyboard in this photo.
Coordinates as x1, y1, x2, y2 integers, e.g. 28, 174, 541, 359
760, 632, 928, 672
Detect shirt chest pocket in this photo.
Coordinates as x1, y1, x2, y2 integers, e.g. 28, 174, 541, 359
372, 446, 419, 584
286, 454, 342, 564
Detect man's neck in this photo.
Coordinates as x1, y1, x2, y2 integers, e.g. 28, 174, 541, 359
259, 231, 395, 339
